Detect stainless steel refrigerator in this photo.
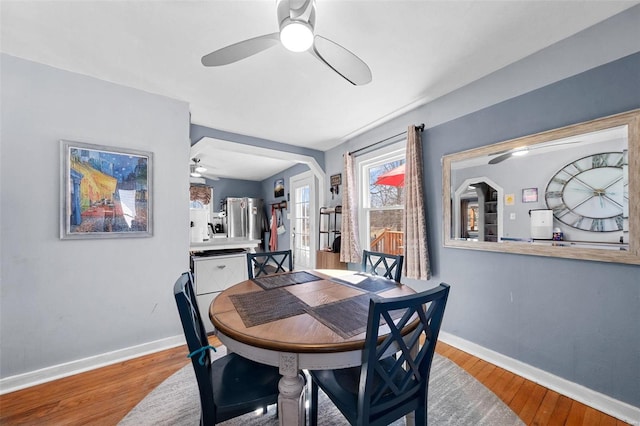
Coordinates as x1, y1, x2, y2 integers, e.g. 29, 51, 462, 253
225, 197, 264, 240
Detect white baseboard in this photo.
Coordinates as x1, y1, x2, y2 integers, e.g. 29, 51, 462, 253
0, 334, 186, 395
439, 331, 640, 426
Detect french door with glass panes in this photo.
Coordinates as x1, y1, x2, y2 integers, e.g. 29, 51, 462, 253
289, 171, 316, 269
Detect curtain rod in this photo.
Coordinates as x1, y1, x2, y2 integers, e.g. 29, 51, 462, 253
349, 123, 424, 156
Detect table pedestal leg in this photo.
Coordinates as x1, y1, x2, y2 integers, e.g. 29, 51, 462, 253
278, 353, 305, 426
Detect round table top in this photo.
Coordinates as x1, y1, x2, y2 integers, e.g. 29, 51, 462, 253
209, 269, 417, 354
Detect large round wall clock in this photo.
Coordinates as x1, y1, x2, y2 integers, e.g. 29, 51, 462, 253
545, 152, 626, 232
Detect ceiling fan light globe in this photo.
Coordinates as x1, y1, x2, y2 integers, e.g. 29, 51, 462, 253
190, 164, 202, 177
280, 20, 314, 52
195, 165, 207, 173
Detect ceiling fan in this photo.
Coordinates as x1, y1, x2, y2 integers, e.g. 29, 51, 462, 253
190, 158, 219, 180
201, 0, 372, 86
488, 140, 585, 165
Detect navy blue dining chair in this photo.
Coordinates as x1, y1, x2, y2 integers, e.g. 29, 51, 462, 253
309, 283, 450, 426
173, 272, 281, 424
247, 249, 293, 279
361, 250, 404, 283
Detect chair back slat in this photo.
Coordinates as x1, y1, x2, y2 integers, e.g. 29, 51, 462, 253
247, 250, 293, 279
362, 250, 404, 283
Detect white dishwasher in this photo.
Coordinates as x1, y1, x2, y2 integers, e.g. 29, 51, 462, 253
191, 250, 248, 333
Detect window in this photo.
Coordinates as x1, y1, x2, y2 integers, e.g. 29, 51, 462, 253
357, 143, 405, 255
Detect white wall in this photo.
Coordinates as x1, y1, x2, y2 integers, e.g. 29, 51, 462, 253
0, 54, 191, 384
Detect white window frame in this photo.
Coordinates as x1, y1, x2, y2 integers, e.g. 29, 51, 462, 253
356, 141, 406, 251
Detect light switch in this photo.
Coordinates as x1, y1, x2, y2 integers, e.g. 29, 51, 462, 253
510, 212, 516, 220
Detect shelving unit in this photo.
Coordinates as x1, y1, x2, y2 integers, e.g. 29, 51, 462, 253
317, 206, 346, 269
483, 187, 498, 242
318, 206, 341, 249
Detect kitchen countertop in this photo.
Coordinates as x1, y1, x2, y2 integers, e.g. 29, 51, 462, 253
190, 238, 261, 252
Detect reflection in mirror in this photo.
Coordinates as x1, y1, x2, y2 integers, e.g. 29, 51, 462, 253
442, 109, 639, 265
454, 179, 502, 242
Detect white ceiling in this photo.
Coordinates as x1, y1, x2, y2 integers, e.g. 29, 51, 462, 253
2, 0, 638, 180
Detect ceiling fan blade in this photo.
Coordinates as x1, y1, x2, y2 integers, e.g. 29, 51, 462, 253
310, 35, 372, 86
488, 152, 513, 164
488, 139, 586, 164
201, 33, 280, 66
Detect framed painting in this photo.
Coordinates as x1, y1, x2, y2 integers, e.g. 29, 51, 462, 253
522, 187, 538, 203
60, 140, 153, 239
274, 178, 285, 198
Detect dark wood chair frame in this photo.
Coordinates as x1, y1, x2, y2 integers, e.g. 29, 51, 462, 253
247, 249, 293, 279
173, 272, 281, 424
309, 283, 450, 426
361, 250, 404, 283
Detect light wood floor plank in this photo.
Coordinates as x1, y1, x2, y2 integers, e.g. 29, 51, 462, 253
565, 401, 587, 426
532, 389, 561, 426
518, 383, 548, 425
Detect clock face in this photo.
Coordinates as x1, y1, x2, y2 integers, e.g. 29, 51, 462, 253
545, 152, 626, 232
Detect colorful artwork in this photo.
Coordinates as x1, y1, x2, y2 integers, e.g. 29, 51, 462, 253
61, 140, 153, 239
505, 193, 515, 206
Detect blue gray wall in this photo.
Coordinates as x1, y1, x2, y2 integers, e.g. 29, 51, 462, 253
423, 53, 640, 407
0, 54, 191, 378
202, 177, 263, 212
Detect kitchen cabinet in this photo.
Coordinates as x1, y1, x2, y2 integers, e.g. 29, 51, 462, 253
191, 251, 247, 332
316, 250, 346, 270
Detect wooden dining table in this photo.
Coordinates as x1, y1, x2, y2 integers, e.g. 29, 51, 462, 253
209, 269, 417, 426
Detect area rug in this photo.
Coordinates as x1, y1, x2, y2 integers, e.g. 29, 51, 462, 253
119, 346, 524, 426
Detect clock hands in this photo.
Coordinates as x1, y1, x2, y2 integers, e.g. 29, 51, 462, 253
566, 174, 623, 209
545, 152, 627, 232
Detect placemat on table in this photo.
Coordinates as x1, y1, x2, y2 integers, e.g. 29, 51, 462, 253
252, 271, 323, 290
305, 294, 373, 338
332, 273, 399, 293
229, 288, 309, 328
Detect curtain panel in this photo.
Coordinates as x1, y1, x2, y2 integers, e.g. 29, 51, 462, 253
403, 125, 431, 279
340, 153, 362, 263
190, 185, 211, 204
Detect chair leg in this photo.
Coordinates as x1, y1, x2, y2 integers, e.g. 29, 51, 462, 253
310, 378, 318, 426
414, 405, 427, 426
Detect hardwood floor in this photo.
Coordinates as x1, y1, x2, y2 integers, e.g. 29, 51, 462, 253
0, 338, 630, 425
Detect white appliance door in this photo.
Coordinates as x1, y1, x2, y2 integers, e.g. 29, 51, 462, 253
226, 197, 247, 238
246, 198, 263, 241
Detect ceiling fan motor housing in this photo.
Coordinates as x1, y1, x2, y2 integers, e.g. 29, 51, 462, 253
277, 0, 316, 30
